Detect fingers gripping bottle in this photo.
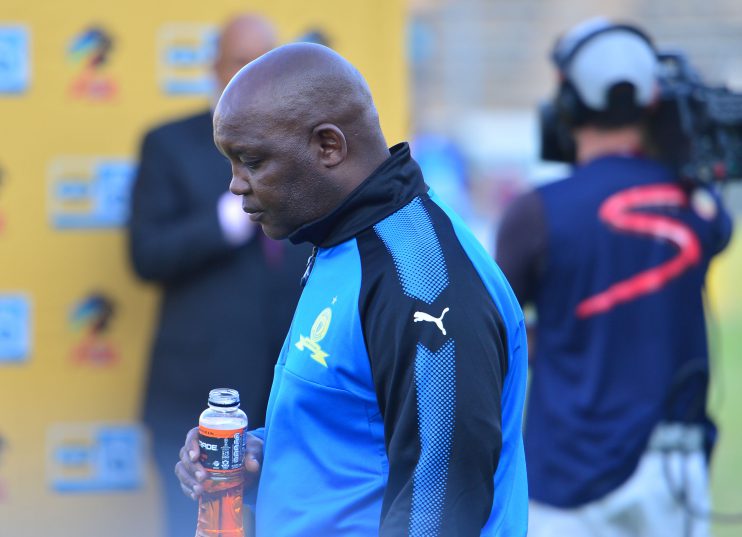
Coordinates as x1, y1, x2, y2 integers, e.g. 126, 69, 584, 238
196, 388, 248, 537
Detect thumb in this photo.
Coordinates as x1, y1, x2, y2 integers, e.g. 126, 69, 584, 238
244, 434, 263, 474
244, 453, 261, 473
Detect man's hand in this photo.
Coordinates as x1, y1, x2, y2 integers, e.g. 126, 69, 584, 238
175, 427, 206, 500
243, 433, 264, 489
175, 427, 264, 500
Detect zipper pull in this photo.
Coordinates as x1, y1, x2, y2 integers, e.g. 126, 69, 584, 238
300, 246, 319, 288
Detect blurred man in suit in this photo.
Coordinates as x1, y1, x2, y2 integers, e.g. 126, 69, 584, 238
127, 14, 308, 537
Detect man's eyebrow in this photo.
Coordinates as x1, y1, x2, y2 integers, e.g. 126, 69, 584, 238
214, 141, 262, 160
229, 141, 264, 154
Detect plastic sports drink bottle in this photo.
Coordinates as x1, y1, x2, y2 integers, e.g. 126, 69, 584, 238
196, 388, 248, 537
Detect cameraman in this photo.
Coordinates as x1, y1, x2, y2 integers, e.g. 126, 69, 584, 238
496, 18, 733, 536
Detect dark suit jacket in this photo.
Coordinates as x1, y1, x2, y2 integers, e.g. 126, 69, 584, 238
128, 110, 308, 434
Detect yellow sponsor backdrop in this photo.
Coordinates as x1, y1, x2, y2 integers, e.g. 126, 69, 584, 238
709, 223, 742, 317
0, 1, 406, 535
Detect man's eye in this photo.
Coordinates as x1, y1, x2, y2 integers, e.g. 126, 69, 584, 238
238, 156, 261, 170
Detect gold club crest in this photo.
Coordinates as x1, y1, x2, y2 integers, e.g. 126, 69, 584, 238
295, 307, 332, 367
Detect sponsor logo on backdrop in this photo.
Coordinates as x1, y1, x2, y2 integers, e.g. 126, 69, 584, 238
47, 156, 135, 229
67, 26, 117, 100
157, 23, 217, 95
0, 25, 30, 94
0, 295, 31, 363
47, 423, 143, 492
69, 293, 119, 367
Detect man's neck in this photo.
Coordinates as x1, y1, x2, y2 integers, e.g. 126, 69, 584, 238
340, 143, 391, 198
574, 125, 645, 164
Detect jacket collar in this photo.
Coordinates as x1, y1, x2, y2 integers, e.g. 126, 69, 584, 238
288, 142, 428, 247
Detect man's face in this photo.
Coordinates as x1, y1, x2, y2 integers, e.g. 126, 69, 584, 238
214, 106, 326, 240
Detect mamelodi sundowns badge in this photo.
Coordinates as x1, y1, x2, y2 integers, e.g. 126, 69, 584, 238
198, 426, 246, 473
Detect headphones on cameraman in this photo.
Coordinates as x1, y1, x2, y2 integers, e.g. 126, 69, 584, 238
551, 21, 657, 127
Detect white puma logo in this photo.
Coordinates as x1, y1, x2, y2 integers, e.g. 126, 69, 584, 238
413, 307, 450, 336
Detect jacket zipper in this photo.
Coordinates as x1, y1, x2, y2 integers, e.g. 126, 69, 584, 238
300, 246, 318, 288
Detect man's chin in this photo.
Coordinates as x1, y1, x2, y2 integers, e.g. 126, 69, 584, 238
260, 224, 290, 241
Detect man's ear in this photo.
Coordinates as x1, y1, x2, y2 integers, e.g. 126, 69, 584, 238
311, 123, 347, 168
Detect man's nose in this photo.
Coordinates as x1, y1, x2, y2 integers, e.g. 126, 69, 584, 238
229, 168, 250, 196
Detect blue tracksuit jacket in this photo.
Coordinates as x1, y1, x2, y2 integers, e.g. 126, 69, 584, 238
252, 143, 528, 536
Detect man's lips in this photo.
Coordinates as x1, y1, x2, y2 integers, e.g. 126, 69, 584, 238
242, 204, 263, 222
242, 201, 262, 214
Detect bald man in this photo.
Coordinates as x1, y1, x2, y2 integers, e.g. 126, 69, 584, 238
176, 43, 529, 536
128, 15, 309, 537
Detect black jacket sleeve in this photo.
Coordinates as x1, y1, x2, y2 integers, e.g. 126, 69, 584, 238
357, 211, 507, 536
127, 129, 236, 282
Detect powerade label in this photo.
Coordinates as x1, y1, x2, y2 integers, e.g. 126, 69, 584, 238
198, 426, 246, 473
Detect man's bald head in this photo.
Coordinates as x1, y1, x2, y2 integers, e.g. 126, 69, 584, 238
213, 14, 277, 96
216, 43, 385, 150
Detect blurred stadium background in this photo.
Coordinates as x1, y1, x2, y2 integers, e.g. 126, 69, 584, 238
0, 0, 739, 535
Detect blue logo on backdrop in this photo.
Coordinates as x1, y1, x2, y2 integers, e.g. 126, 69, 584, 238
0, 26, 30, 93
158, 23, 217, 95
0, 295, 31, 362
48, 157, 135, 229
48, 423, 144, 492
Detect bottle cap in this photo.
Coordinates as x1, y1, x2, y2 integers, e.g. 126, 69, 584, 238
208, 388, 240, 407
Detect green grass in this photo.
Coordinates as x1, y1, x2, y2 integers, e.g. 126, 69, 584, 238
709, 312, 742, 536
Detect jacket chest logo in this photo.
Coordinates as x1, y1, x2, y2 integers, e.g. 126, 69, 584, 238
413, 307, 450, 336
295, 307, 332, 367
